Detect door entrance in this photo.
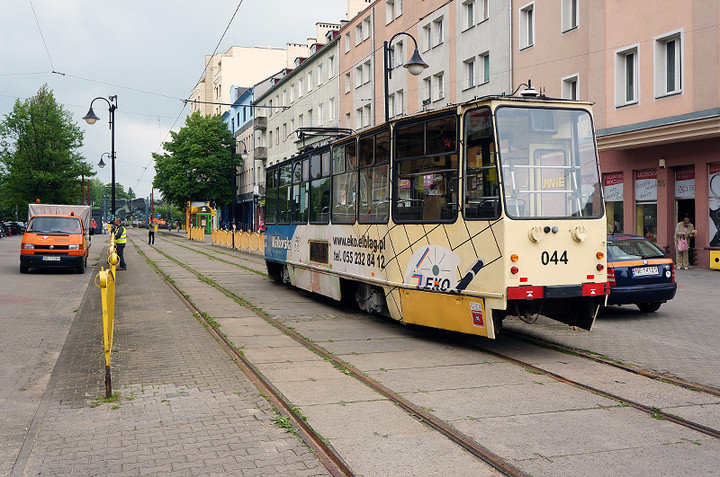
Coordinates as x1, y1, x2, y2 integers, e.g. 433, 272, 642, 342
676, 199, 695, 264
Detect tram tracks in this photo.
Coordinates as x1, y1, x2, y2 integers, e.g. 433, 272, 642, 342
144, 234, 719, 472
141, 236, 528, 477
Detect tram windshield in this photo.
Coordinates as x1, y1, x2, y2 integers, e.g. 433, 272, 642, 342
495, 107, 603, 219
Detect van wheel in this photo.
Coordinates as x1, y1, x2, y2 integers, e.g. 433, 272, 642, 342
20, 264, 29, 274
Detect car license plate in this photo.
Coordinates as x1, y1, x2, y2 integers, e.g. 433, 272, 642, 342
42, 256, 61, 261
632, 266, 658, 277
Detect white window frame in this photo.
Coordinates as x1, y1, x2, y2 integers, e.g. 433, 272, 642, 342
363, 61, 372, 85
307, 72, 313, 92
328, 56, 335, 79
363, 104, 371, 127
345, 73, 351, 93
434, 72, 445, 101
561, 0, 578, 33
519, 2, 535, 50
464, 58, 476, 89
355, 25, 363, 46
355, 107, 363, 129
386, 0, 395, 25
388, 93, 395, 118
615, 44, 640, 107
396, 89, 404, 116
308, 109, 313, 127
394, 40, 404, 67
329, 97, 336, 120
654, 29, 683, 98
433, 17, 444, 47
345, 112, 351, 128
363, 17, 371, 41
298, 78, 304, 97
422, 25, 432, 52
479, 0, 489, 21
423, 77, 432, 103
317, 64, 324, 87
282, 90, 287, 105
355, 66, 363, 88
275, 127, 279, 145
480, 52, 490, 84
561, 73, 579, 100
344, 33, 350, 53
463, 0, 475, 31
318, 103, 324, 125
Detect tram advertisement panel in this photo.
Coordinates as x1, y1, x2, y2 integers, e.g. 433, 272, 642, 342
709, 164, 720, 247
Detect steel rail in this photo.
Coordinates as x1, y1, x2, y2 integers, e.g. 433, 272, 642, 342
466, 339, 720, 440
133, 242, 354, 477
502, 329, 720, 398
148, 238, 529, 477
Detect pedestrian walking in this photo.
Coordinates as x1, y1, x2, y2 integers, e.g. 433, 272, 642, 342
675, 216, 696, 269
90, 218, 97, 236
148, 220, 157, 245
112, 218, 127, 270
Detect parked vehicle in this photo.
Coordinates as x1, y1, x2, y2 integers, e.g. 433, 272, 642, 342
4, 221, 24, 235
606, 234, 677, 312
20, 204, 92, 274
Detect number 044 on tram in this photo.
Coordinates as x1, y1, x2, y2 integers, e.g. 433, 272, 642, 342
264, 96, 607, 338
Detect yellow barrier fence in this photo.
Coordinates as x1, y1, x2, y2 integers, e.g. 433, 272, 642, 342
94, 232, 120, 398
210, 227, 265, 256
189, 226, 205, 242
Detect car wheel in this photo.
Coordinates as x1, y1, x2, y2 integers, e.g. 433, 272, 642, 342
20, 264, 29, 273
637, 302, 661, 313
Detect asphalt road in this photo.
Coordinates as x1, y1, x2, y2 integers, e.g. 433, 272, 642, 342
0, 234, 102, 476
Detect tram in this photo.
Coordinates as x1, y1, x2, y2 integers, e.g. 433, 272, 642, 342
263, 95, 608, 338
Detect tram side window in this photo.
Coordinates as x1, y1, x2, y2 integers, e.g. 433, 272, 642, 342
292, 158, 309, 224
277, 163, 292, 224
332, 142, 357, 223
464, 107, 500, 220
310, 151, 331, 224
359, 129, 390, 223
265, 168, 278, 224
394, 114, 459, 223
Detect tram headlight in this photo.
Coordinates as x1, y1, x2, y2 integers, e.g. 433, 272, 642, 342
511, 254, 519, 262
511, 266, 519, 274
528, 226, 544, 243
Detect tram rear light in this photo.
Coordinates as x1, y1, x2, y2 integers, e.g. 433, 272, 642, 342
596, 251, 604, 259
607, 267, 616, 287
510, 254, 519, 262
596, 264, 604, 271
510, 266, 519, 274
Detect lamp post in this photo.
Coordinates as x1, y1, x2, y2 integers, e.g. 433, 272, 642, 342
83, 96, 118, 217
383, 32, 429, 122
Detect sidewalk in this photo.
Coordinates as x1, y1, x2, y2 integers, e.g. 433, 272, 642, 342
15, 235, 328, 476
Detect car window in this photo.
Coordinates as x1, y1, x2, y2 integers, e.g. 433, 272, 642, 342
607, 239, 665, 261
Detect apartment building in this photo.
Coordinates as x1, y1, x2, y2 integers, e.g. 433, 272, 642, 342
253, 23, 342, 167
512, 0, 720, 267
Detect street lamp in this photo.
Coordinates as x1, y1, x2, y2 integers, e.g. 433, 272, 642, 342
237, 139, 249, 160
98, 152, 110, 169
383, 32, 429, 122
83, 96, 118, 216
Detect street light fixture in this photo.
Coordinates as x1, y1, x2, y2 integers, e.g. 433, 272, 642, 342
383, 32, 429, 122
237, 139, 249, 160
98, 152, 110, 169
83, 96, 118, 216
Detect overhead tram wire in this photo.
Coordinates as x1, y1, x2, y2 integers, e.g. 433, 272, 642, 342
195, 0, 245, 84
28, 0, 55, 71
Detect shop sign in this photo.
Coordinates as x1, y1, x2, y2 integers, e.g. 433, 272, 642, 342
635, 169, 657, 202
709, 164, 720, 247
603, 172, 623, 202
675, 167, 695, 198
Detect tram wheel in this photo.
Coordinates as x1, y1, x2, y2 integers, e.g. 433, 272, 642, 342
281, 265, 291, 285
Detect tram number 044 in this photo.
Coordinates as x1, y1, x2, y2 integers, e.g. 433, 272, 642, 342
541, 250, 568, 265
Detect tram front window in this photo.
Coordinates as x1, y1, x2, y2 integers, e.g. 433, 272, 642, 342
495, 107, 603, 219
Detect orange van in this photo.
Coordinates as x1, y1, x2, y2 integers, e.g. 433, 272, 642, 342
20, 211, 90, 274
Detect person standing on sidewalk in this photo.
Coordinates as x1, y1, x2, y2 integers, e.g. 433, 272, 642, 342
112, 218, 127, 270
148, 220, 157, 245
675, 216, 696, 270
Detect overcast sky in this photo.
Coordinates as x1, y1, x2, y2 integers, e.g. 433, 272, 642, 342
0, 0, 348, 199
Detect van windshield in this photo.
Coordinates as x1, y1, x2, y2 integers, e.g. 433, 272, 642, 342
27, 217, 82, 234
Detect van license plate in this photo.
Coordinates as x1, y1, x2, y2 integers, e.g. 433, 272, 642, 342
42, 256, 61, 261
632, 266, 658, 277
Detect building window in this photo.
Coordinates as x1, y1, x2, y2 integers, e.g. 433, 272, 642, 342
328, 56, 334, 79
363, 17, 371, 40
388, 93, 395, 118
299, 114, 304, 128
363, 104, 371, 127
562, 74, 579, 100
520, 3, 534, 49
344, 32, 350, 53
386, 0, 395, 24
655, 31, 682, 97
345, 72, 351, 93
275, 127, 279, 145
268, 99, 273, 117
317, 64, 323, 86
615, 45, 639, 106
283, 123, 287, 138
355, 66, 363, 88
363, 61, 372, 84
282, 90, 287, 105
433, 17, 444, 47
480, 0, 488, 21
396, 90, 404, 116
345, 112, 351, 128
291, 118, 295, 133
329, 97, 335, 120
355, 25, 363, 45
423, 25, 431, 51
299, 78, 304, 97
395, 40, 404, 67
269, 130, 273, 147
356, 107, 363, 129
318, 103, 324, 125
464, 58, 475, 89
307, 72, 313, 92
423, 77, 432, 103
480, 52, 490, 84
562, 0, 578, 32
308, 109, 313, 127
434, 72, 444, 100
231, 118, 235, 132
463, 1, 474, 30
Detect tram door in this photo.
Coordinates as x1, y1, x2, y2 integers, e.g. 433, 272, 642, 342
676, 199, 695, 264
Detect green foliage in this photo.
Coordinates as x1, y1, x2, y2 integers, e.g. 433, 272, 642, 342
154, 203, 183, 221
87, 179, 135, 206
0, 85, 88, 219
152, 111, 238, 210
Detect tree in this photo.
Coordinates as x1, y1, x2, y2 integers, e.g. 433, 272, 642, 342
152, 112, 237, 210
0, 85, 88, 219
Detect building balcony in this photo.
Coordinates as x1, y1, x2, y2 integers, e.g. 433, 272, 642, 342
254, 147, 267, 160
254, 116, 267, 130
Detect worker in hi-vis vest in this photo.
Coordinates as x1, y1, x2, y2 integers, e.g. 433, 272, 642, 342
148, 220, 157, 245
112, 218, 127, 269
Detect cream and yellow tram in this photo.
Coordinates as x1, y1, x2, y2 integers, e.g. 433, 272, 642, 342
264, 96, 607, 338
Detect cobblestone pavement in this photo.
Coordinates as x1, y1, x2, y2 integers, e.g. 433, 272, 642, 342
152, 232, 719, 476
0, 235, 102, 477
11, 230, 328, 476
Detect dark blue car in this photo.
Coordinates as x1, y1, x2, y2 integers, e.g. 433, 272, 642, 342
606, 234, 677, 312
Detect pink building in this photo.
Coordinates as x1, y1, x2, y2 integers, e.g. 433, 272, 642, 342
513, 0, 720, 268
